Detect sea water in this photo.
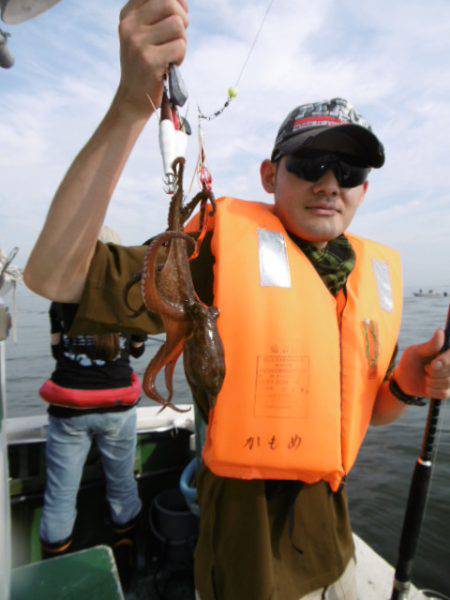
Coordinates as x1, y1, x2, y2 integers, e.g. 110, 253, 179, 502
4, 287, 450, 595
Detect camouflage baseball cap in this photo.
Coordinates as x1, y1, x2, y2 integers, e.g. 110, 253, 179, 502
271, 97, 385, 168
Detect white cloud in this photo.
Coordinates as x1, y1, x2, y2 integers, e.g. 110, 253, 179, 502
1, 0, 450, 288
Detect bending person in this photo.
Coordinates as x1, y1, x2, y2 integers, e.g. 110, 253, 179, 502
39, 226, 147, 590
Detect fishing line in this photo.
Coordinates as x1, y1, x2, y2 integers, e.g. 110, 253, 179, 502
234, 0, 277, 91
150, 0, 277, 197
146, 92, 158, 113
198, 0, 277, 121
185, 0, 278, 196
187, 152, 201, 195
185, 0, 277, 193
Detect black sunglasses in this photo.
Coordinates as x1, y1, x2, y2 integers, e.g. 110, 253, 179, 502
285, 153, 370, 188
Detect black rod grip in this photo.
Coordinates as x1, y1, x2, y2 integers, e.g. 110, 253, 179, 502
394, 461, 432, 583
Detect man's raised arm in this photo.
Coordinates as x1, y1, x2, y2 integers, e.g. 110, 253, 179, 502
24, 0, 189, 303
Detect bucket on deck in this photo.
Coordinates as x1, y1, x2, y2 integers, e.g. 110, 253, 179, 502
149, 488, 199, 566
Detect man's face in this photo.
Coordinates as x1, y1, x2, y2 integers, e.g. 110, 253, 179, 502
260, 156, 368, 247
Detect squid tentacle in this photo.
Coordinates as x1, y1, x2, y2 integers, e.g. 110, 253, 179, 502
142, 231, 195, 319
142, 337, 184, 409
164, 346, 183, 402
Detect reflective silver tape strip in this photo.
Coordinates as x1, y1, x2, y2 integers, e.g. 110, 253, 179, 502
372, 259, 393, 313
258, 230, 291, 288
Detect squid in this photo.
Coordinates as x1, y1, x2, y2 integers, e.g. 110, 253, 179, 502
125, 157, 225, 412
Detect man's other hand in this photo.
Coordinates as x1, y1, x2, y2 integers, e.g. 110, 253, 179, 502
395, 329, 450, 401
116, 0, 189, 117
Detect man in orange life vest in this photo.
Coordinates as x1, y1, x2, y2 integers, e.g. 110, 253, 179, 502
24, 1, 450, 599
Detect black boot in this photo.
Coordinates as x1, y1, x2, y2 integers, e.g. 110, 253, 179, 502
40, 535, 73, 560
111, 515, 140, 592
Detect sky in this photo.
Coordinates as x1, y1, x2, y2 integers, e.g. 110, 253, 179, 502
1, 0, 450, 290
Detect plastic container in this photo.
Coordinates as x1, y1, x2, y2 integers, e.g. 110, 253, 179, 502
149, 488, 199, 565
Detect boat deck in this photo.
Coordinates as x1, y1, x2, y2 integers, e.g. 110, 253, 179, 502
354, 534, 426, 599
6, 409, 428, 600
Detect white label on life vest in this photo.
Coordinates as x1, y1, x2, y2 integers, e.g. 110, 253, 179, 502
258, 230, 291, 288
254, 352, 309, 419
372, 259, 393, 312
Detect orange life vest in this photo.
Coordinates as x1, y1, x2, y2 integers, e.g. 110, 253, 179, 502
189, 198, 402, 491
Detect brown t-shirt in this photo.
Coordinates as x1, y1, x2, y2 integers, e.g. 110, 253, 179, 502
70, 239, 355, 600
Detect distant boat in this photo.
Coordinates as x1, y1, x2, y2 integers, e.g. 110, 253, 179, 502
413, 289, 448, 298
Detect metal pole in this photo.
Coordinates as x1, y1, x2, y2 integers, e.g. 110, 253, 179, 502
391, 305, 450, 600
0, 301, 11, 600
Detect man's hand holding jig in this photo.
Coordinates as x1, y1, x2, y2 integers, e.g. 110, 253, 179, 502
115, 0, 189, 118
25, 0, 189, 304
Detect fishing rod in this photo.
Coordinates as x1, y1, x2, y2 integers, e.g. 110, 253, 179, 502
391, 305, 450, 600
